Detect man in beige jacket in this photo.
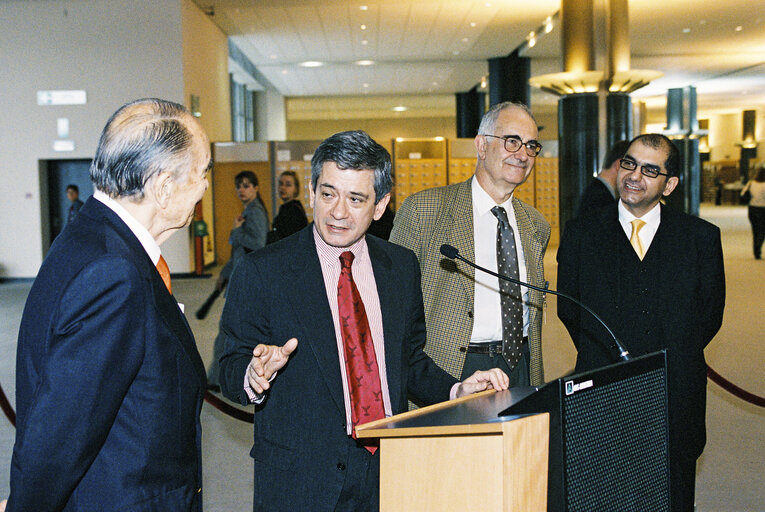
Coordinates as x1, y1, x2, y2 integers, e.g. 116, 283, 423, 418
390, 101, 550, 389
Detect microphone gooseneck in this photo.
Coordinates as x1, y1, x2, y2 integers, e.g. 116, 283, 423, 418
439, 243, 631, 362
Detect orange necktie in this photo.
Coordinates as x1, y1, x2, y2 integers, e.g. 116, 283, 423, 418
156, 255, 172, 294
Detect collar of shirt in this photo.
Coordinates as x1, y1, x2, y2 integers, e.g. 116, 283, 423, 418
311, 225, 393, 432
618, 199, 661, 251
470, 176, 530, 341
93, 190, 162, 266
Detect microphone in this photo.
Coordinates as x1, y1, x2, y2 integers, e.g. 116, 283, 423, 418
439, 244, 631, 362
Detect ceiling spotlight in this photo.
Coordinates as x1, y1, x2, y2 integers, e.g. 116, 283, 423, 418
299, 61, 324, 67
363, 83, 369, 88
359, 5, 368, 10
270, 54, 278, 60
470, 22, 477, 27
392, 106, 408, 112
360, 24, 367, 30
682, 28, 690, 33
281, 70, 288, 74
462, 37, 468, 43
480, 76, 488, 88
361, 40, 369, 45
735, 26, 743, 31
355, 60, 374, 66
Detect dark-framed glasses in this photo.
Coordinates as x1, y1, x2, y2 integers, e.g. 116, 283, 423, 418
619, 157, 668, 178
484, 134, 542, 157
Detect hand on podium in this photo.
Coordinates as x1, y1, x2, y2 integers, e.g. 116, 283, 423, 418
455, 368, 509, 398
247, 338, 298, 394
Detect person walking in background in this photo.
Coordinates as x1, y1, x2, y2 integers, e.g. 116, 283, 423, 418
741, 166, 765, 259
207, 170, 269, 390
268, 170, 308, 243
65, 184, 83, 225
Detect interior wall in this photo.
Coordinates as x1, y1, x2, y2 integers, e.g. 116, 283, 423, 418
0, 0, 230, 278
181, 0, 231, 270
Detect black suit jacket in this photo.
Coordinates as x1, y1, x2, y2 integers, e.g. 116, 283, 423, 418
556, 203, 725, 460
219, 225, 457, 511
575, 177, 617, 218
9, 198, 206, 511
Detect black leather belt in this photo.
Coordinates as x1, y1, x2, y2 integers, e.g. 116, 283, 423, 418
466, 338, 528, 357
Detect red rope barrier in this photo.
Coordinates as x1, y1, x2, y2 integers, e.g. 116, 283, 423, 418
707, 365, 765, 408
0, 382, 15, 427
203, 391, 254, 423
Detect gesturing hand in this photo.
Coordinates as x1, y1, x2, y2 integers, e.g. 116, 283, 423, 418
247, 338, 298, 394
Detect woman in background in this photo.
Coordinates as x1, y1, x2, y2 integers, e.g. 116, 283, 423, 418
208, 170, 268, 390
741, 166, 765, 260
268, 170, 308, 243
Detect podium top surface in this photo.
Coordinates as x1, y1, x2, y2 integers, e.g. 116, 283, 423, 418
356, 387, 538, 438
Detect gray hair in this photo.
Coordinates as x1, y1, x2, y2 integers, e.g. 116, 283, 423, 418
89, 98, 196, 199
477, 101, 537, 135
310, 130, 392, 204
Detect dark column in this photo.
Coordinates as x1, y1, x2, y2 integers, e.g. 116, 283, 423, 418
559, 93, 599, 229
488, 50, 530, 107
606, 93, 632, 148
455, 86, 486, 138
665, 86, 700, 214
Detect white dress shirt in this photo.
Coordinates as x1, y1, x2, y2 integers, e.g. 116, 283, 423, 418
618, 200, 661, 254
471, 176, 530, 342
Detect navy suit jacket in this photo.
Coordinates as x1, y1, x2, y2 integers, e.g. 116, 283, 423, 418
557, 203, 725, 460
9, 197, 206, 511
219, 225, 457, 511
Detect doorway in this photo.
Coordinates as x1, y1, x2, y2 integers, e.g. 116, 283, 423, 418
43, 159, 92, 253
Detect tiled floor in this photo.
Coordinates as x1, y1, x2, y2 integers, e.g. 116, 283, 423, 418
0, 204, 763, 510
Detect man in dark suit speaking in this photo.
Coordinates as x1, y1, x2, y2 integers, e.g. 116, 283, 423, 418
557, 133, 725, 511
219, 130, 508, 512
7, 99, 211, 511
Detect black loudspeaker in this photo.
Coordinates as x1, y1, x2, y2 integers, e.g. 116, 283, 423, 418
499, 351, 670, 511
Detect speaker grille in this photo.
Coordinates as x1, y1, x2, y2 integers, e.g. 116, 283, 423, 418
563, 367, 669, 511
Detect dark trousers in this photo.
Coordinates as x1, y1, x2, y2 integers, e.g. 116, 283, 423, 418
670, 453, 697, 512
460, 343, 530, 387
748, 205, 765, 258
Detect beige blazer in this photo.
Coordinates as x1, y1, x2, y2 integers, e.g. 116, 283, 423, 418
390, 178, 551, 386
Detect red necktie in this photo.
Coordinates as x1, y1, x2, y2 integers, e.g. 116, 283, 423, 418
156, 255, 172, 294
337, 251, 384, 453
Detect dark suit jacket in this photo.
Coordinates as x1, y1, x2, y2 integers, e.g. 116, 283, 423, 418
575, 177, 617, 218
219, 225, 458, 511
556, 203, 725, 460
9, 197, 206, 512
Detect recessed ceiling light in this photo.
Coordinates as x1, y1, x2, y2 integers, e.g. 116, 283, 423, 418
355, 60, 374, 66
393, 106, 408, 112
432, 82, 438, 86
682, 28, 690, 33
299, 61, 324, 67
470, 22, 477, 27
361, 39, 369, 45
281, 70, 288, 74
699, 19, 707, 25
735, 26, 743, 31
270, 54, 278, 59
360, 24, 367, 30
359, 5, 368, 10
363, 83, 369, 88
462, 37, 469, 43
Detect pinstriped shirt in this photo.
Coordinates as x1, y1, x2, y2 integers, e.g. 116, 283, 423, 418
313, 227, 393, 435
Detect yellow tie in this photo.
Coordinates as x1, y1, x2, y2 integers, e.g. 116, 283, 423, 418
156, 255, 172, 294
630, 219, 646, 260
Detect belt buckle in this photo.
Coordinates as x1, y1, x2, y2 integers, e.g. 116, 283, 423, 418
488, 343, 502, 358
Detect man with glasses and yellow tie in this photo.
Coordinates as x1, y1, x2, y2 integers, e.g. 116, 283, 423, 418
556, 133, 726, 511
391, 101, 551, 392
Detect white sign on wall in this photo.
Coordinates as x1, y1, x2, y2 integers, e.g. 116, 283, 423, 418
37, 90, 87, 106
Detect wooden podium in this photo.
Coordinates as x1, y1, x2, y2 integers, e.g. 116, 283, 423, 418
356, 388, 549, 511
